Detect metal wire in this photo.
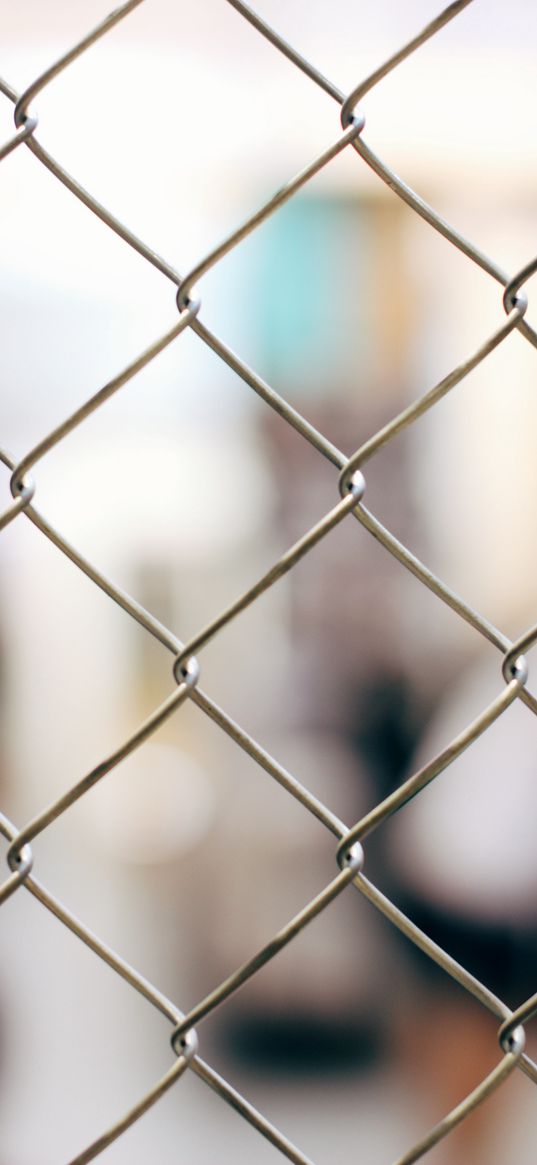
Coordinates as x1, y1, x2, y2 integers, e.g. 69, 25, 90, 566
2, 1, 537, 1161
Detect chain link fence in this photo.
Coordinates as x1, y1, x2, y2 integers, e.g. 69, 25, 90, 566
2, 1, 537, 1161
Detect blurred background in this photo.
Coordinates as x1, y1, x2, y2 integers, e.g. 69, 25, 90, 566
2, 1, 537, 1161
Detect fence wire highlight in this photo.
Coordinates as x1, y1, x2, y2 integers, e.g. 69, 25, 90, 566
2, 1, 537, 1162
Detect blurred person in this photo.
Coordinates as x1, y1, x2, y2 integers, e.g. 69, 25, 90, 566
385, 643, 537, 1164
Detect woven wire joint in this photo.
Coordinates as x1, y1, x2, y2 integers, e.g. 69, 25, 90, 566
2, 2, 537, 1163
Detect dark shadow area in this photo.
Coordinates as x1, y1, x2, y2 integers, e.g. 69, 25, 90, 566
218, 1008, 386, 1076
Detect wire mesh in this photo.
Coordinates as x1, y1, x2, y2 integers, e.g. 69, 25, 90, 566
2, 1, 537, 1162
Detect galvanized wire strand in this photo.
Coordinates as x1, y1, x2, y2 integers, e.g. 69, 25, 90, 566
191, 688, 347, 837
6, 667, 199, 864
1, 79, 351, 465
0, 450, 183, 654
500, 997, 537, 1056
0, 808, 182, 1025
355, 872, 510, 1022
175, 118, 365, 310
5, 473, 363, 861
351, 502, 537, 718
0, 113, 37, 162
172, 472, 366, 682
393, 1042, 524, 1165
244, 0, 527, 354
1, 68, 182, 285
8, 411, 534, 872
191, 292, 536, 719
0, 468, 35, 531
338, 299, 527, 488
2, 363, 537, 1160
0, 450, 347, 838
21, 688, 516, 1165
190, 318, 346, 466
66, 1049, 196, 1165
339, 0, 475, 123
345, 144, 537, 350
337, 669, 527, 854
224, 0, 537, 349
6, 450, 535, 1150
354, 875, 537, 1085
227, 0, 475, 127
13, 0, 145, 130
10, 301, 200, 490
3, 1, 537, 1162
0, 860, 33, 907
0, 798, 318, 1165
224, 0, 345, 104
0, 487, 532, 1070
504, 255, 537, 311
0, 814, 324, 1165
4, 472, 367, 859
170, 848, 364, 1053
166, 833, 534, 1165
347, 133, 537, 352
189, 1058, 317, 1165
